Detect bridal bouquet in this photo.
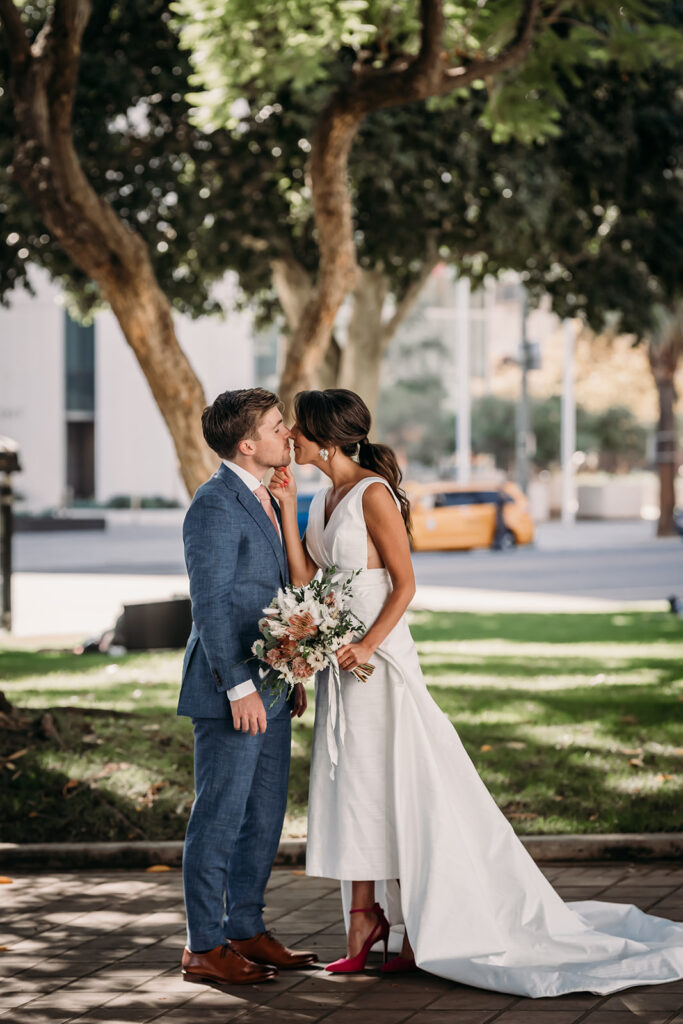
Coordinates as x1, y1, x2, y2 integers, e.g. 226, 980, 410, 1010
251, 566, 374, 704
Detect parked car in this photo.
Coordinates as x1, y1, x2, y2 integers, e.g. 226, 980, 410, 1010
405, 480, 534, 552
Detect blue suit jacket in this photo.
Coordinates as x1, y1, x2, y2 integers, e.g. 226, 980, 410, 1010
177, 463, 290, 719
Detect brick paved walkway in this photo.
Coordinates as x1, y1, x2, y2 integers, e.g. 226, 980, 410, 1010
1, 862, 682, 1024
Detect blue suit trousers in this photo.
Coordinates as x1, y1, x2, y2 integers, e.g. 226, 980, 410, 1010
182, 701, 291, 950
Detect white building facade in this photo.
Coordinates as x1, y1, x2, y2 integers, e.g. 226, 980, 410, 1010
0, 270, 257, 511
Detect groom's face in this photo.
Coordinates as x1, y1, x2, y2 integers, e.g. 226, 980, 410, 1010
251, 406, 292, 468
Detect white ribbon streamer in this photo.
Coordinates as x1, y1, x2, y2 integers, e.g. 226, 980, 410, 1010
326, 655, 347, 780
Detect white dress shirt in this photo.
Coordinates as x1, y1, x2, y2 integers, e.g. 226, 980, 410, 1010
221, 460, 281, 702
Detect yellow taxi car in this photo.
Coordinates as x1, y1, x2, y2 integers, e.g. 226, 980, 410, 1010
405, 480, 534, 552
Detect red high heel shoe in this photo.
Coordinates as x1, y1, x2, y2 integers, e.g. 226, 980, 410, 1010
381, 954, 418, 974
325, 902, 390, 973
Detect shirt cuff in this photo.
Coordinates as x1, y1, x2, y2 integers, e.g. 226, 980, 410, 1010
226, 680, 257, 701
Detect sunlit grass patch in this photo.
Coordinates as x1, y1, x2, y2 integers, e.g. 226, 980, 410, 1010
1, 608, 681, 841
1, 651, 183, 711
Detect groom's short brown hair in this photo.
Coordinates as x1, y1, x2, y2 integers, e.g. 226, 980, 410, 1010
202, 388, 281, 459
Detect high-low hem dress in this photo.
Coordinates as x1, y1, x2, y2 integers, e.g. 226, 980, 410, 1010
303, 476, 683, 998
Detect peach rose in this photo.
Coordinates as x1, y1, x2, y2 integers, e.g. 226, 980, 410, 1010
292, 656, 314, 679
266, 647, 284, 666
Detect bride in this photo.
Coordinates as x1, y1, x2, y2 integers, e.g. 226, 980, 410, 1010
270, 387, 683, 998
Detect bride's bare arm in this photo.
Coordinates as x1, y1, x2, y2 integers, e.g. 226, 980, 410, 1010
270, 468, 319, 584
335, 482, 415, 672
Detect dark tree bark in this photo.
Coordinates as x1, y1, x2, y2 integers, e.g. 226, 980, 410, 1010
339, 256, 438, 421
272, 254, 438, 421
648, 308, 683, 536
277, 0, 541, 413
0, 0, 217, 496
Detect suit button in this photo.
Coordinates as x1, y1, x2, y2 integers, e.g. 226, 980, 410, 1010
212, 669, 221, 684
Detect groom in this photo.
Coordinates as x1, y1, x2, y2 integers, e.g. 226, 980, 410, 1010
178, 387, 317, 988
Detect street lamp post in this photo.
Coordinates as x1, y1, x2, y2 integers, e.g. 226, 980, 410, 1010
455, 276, 471, 484
426, 274, 471, 484
516, 288, 531, 495
561, 319, 577, 526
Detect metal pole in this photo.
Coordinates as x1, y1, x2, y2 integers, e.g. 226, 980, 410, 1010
455, 276, 471, 483
0, 476, 12, 631
516, 288, 531, 495
561, 318, 577, 526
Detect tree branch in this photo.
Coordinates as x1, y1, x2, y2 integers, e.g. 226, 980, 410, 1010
437, 0, 541, 96
542, 0, 572, 28
345, 0, 541, 110
49, 0, 92, 135
410, 0, 444, 92
0, 0, 30, 66
271, 256, 314, 331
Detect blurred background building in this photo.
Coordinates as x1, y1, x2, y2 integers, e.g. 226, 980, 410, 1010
2, 264, 680, 518
0, 269, 255, 511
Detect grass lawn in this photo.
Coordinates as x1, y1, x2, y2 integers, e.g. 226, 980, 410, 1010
1, 610, 681, 843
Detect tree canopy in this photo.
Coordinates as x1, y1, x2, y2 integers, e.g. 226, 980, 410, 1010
175, 0, 683, 408
1, 0, 681, 501
0, 0, 229, 319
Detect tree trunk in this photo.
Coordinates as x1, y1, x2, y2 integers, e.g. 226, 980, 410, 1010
276, 102, 360, 416
338, 269, 390, 422
271, 256, 341, 395
274, 256, 437, 421
654, 377, 677, 536
102, 265, 216, 497
271, 258, 314, 330
1, 0, 216, 496
317, 335, 342, 391
339, 257, 438, 422
647, 310, 682, 537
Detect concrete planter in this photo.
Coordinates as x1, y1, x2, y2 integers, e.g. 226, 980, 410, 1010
577, 480, 644, 519
1, 834, 680, 870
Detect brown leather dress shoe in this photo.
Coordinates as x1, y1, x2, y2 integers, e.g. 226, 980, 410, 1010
229, 930, 319, 969
181, 942, 278, 988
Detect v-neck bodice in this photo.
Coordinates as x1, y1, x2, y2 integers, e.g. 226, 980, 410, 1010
322, 478, 375, 530
306, 476, 399, 573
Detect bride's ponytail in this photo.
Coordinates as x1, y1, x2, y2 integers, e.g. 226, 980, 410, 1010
294, 388, 412, 538
358, 438, 412, 538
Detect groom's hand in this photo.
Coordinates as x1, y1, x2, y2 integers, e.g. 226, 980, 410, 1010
231, 691, 267, 735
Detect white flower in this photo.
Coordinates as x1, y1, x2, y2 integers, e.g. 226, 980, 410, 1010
295, 596, 322, 625
266, 617, 290, 638
306, 649, 327, 671
275, 588, 299, 615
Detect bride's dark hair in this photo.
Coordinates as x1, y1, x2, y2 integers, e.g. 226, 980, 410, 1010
293, 389, 411, 536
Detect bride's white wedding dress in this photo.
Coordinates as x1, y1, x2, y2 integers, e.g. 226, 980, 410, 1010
303, 476, 683, 998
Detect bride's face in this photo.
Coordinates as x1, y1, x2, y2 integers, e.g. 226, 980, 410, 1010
290, 422, 323, 465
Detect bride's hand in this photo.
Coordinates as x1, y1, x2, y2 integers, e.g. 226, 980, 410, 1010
336, 639, 375, 672
270, 466, 297, 504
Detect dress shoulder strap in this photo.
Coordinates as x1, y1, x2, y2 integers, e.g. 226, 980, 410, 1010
354, 475, 401, 510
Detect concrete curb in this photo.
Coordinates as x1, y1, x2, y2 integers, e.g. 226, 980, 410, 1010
1, 834, 681, 871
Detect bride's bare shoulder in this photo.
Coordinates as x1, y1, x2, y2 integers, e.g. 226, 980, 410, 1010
360, 477, 398, 512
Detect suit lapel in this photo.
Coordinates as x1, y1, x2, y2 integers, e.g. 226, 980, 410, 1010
218, 464, 287, 583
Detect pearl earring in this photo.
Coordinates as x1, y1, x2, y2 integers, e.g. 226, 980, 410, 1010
319, 448, 329, 462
